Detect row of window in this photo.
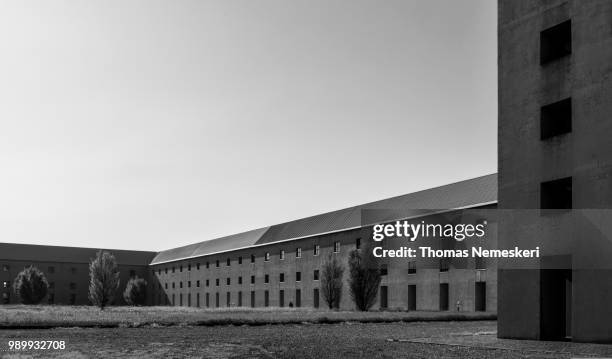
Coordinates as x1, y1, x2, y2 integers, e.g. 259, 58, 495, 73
155, 259, 487, 291
155, 240, 356, 276
160, 270, 318, 290
157, 288, 316, 308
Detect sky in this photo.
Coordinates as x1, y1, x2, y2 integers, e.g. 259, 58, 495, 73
0, 0, 497, 252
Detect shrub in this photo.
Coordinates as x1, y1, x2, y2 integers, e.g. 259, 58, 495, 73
348, 246, 382, 311
88, 250, 120, 309
123, 276, 147, 306
13, 266, 48, 304
321, 253, 344, 309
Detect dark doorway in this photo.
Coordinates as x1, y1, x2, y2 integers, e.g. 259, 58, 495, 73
380, 286, 388, 309
408, 285, 416, 311
475, 282, 486, 311
279, 290, 285, 307
313, 288, 319, 308
251, 291, 255, 308
296, 289, 301, 307
439, 283, 449, 311
540, 268, 572, 340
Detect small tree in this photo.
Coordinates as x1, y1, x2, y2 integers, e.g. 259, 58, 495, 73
13, 266, 48, 304
88, 250, 120, 309
348, 246, 382, 311
321, 253, 344, 309
123, 276, 147, 306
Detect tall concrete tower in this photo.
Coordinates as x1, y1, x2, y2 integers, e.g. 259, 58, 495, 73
498, 0, 612, 342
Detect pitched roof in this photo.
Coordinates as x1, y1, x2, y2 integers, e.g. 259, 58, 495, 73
0, 242, 156, 266
150, 174, 497, 265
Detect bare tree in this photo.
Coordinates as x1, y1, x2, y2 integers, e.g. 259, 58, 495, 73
88, 250, 120, 309
321, 253, 344, 309
348, 245, 382, 311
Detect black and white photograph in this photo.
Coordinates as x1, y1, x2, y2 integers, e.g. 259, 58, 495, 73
1, 0, 612, 358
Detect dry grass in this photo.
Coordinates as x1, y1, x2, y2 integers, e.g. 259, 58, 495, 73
0, 305, 495, 328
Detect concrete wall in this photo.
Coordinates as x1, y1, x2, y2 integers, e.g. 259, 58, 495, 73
498, 0, 612, 342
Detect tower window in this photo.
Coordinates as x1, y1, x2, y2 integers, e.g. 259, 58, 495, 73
540, 20, 571, 65
541, 98, 572, 140
541, 177, 572, 210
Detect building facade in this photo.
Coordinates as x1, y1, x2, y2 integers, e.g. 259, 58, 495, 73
1, 175, 498, 313
498, 0, 612, 342
0, 243, 155, 305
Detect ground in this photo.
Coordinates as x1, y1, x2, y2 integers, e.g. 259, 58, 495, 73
2, 321, 612, 358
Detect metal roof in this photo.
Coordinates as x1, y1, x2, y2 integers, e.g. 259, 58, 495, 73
150, 173, 497, 265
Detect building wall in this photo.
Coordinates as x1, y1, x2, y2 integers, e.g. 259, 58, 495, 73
498, 0, 612, 342
150, 207, 498, 312
0, 244, 155, 305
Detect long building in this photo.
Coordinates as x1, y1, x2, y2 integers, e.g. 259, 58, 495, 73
498, 0, 612, 343
1, 174, 498, 313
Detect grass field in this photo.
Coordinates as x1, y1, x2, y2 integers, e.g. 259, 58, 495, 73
2, 321, 612, 358
0, 305, 495, 328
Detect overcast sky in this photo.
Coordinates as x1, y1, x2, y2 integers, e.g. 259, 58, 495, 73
0, 0, 496, 252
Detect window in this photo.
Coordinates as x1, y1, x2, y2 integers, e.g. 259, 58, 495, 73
238, 276, 242, 285
216, 279, 220, 286
334, 242, 340, 253
188, 281, 191, 288
380, 264, 388, 276
475, 256, 486, 270
206, 279, 209, 287
314, 245, 319, 256
196, 263, 200, 270
48, 266, 55, 274
541, 98, 572, 140
216, 260, 219, 267
172, 282, 175, 289
408, 261, 416, 274
251, 254, 255, 263
313, 270, 319, 281
356, 238, 361, 249
251, 275, 255, 284
188, 264, 191, 271
172, 267, 176, 273
540, 20, 571, 65
226, 258, 231, 266
206, 293, 210, 307
206, 262, 210, 269
264, 252, 270, 262
180, 266, 183, 272
541, 177, 572, 210
296, 272, 301, 282
165, 283, 168, 289
165, 268, 168, 274
238, 256, 242, 265
440, 259, 450, 272
69, 283, 76, 290
197, 280, 200, 288
264, 274, 269, 284
226, 278, 231, 286
280, 273, 285, 283
280, 250, 285, 260
296, 247, 302, 258
180, 282, 183, 288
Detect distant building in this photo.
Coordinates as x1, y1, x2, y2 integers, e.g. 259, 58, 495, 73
1, 174, 498, 312
498, 0, 612, 342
